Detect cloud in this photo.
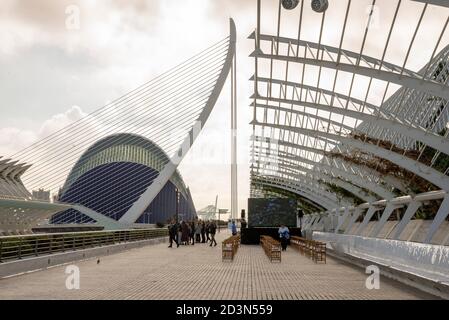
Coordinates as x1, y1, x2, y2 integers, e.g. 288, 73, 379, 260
0, 127, 37, 157
6, 0, 75, 29
39, 105, 87, 138
0, 105, 91, 156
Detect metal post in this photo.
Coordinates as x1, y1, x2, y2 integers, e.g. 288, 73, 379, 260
175, 188, 179, 223
18, 238, 22, 260
35, 238, 39, 256
257, 0, 261, 49
231, 48, 238, 221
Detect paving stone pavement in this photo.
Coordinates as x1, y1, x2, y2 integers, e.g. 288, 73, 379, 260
0, 232, 434, 300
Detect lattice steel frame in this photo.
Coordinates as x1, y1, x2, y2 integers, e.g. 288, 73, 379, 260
250, 0, 449, 243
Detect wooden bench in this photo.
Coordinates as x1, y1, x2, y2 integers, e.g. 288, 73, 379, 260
222, 234, 241, 261
260, 235, 281, 262
313, 241, 326, 264
290, 236, 302, 252
290, 236, 326, 264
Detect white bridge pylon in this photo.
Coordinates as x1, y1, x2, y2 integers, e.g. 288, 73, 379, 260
119, 19, 237, 225
8, 19, 236, 229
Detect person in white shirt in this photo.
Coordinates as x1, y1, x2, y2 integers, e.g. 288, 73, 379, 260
278, 224, 290, 251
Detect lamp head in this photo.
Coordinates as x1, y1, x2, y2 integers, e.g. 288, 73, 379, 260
311, 0, 329, 13
282, 0, 300, 10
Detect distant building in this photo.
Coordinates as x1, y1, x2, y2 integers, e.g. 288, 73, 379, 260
52, 187, 63, 203
32, 189, 50, 202
50, 133, 196, 224
0, 157, 32, 200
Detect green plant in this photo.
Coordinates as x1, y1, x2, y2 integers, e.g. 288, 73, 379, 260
321, 182, 364, 205
155, 222, 165, 228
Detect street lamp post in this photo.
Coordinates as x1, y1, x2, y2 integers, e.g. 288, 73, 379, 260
175, 188, 180, 223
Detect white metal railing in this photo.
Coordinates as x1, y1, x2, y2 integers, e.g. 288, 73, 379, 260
303, 190, 449, 245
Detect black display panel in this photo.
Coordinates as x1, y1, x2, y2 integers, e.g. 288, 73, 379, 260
248, 198, 297, 227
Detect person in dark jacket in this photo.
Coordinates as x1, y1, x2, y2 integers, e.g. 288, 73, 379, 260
209, 221, 217, 247
189, 221, 195, 245
205, 222, 211, 243
168, 219, 179, 248
181, 221, 189, 245
195, 220, 202, 243
177, 222, 182, 245
201, 221, 206, 243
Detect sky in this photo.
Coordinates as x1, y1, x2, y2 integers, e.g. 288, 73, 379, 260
0, 0, 448, 219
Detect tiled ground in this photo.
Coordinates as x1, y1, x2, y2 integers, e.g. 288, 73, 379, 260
0, 232, 434, 300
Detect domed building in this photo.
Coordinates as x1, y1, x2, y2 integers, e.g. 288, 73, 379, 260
51, 133, 196, 225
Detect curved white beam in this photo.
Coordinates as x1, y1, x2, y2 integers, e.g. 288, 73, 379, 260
252, 180, 328, 211
254, 151, 379, 200
252, 135, 409, 193
276, 162, 376, 203
254, 120, 449, 191
273, 150, 394, 198
253, 174, 343, 206
253, 174, 350, 207
252, 76, 380, 113
251, 50, 449, 100
251, 102, 354, 132
256, 156, 378, 203
250, 33, 420, 80
252, 178, 334, 210
253, 140, 397, 199
255, 94, 449, 155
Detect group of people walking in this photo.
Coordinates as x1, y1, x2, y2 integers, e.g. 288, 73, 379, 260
168, 219, 290, 251
168, 219, 218, 248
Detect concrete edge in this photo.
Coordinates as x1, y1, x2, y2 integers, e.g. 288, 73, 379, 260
0, 236, 168, 279
326, 249, 449, 300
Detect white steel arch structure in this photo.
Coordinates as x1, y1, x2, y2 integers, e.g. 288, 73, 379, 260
2, 19, 236, 231
250, 0, 449, 244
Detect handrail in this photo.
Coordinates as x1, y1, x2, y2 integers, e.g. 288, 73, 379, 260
0, 228, 168, 263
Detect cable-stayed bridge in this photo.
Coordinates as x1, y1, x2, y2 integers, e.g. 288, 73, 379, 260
0, 19, 236, 232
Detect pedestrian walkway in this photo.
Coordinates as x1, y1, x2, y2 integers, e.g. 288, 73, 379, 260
0, 232, 433, 300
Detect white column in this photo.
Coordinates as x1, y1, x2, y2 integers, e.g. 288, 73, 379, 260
344, 208, 363, 235
335, 207, 350, 233
355, 206, 380, 236
370, 204, 401, 238
425, 194, 449, 243
392, 200, 421, 240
